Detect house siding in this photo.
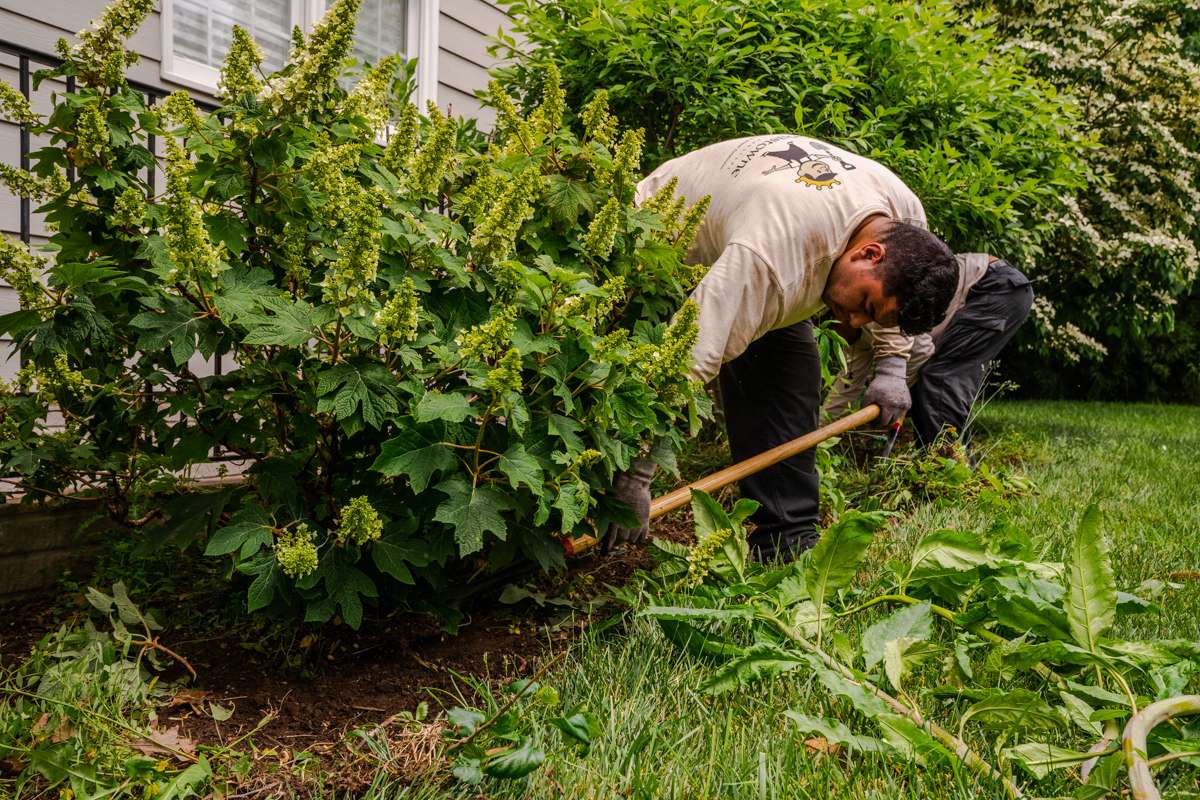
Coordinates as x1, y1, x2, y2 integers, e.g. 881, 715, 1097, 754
0, 0, 512, 379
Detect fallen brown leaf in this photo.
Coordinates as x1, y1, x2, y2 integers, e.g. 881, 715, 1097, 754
804, 736, 843, 755
165, 688, 211, 713
130, 724, 197, 762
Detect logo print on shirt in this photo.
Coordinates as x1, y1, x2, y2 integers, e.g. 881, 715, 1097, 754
761, 141, 856, 189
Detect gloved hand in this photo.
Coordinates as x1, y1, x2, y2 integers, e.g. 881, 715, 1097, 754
604, 457, 656, 550
863, 356, 911, 425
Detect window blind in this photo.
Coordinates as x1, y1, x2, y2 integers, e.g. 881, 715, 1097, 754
172, 0, 294, 73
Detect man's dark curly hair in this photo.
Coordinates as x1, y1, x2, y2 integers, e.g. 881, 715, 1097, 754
878, 221, 959, 335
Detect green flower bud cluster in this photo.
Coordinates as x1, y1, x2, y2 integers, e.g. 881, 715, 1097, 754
218, 26, 264, 101
675, 195, 710, 252
49, 353, 89, 397
0, 236, 47, 311
346, 54, 404, 130
530, 64, 564, 135
275, 523, 320, 579
640, 177, 710, 253
581, 90, 616, 147
630, 300, 699, 389
594, 276, 627, 321
112, 186, 145, 230
159, 91, 203, 133
0, 401, 19, 443
557, 275, 626, 327
0, 82, 41, 127
282, 223, 311, 288
682, 525, 732, 588
570, 448, 603, 471
487, 80, 534, 150
0, 164, 67, 201
492, 260, 526, 301
374, 277, 419, 346
467, 168, 541, 265
485, 347, 523, 395
308, 134, 363, 210
322, 187, 384, 307
596, 128, 644, 189
409, 102, 456, 196
582, 197, 622, 260
594, 328, 630, 359
68, 0, 152, 87
336, 496, 383, 546
681, 262, 709, 290
641, 176, 681, 218
275, 0, 362, 111
458, 305, 518, 361
71, 105, 111, 169
163, 139, 221, 281
290, 25, 307, 56
382, 103, 419, 176
15, 353, 90, 399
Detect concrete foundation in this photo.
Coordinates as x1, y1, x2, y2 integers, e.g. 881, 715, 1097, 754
0, 500, 106, 598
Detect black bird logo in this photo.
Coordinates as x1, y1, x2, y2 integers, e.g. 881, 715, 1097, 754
761, 141, 849, 189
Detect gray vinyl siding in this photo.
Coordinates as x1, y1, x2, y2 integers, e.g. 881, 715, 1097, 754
438, 0, 515, 129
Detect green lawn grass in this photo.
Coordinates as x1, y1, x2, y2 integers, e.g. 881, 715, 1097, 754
380, 400, 1200, 799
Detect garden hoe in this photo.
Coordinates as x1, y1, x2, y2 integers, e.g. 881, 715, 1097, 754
562, 403, 882, 557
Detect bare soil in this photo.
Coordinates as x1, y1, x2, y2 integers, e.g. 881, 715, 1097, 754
0, 511, 699, 795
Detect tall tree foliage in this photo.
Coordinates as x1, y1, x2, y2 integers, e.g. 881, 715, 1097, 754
494, 0, 1089, 273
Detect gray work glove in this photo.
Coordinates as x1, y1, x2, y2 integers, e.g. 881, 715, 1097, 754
604, 457, 656, 550
863, 356, 911, 426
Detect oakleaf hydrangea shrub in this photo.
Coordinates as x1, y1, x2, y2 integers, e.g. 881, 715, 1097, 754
0, 0, 707, 627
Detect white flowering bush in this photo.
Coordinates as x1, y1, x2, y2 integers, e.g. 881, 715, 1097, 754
960, 0, 1200, 364
0, 0, 706, 626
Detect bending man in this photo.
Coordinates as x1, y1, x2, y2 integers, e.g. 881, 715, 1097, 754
607, 135, 959, 560
822, 253, 1034, 445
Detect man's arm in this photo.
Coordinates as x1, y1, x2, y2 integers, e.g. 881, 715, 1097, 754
862, 323, 915, 425
688, 243, 783, 384
869, 324, 915, 362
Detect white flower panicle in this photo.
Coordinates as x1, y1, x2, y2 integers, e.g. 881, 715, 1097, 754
275, 0, 363, 111
67, 0, 154, 86
346, 54, 406, 130
219, 26, 264, 100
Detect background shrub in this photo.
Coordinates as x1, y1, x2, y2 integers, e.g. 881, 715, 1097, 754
495, 0, 1089, 269
0, 0, 705, 625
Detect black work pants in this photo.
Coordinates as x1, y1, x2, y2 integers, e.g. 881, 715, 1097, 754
719, 320, 821, 559
911, 259, 1034, 445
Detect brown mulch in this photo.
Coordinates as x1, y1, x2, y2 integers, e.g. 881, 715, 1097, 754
0, 512, 699, 795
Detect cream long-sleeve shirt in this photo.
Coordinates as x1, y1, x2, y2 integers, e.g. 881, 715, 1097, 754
635, 134, 928, 383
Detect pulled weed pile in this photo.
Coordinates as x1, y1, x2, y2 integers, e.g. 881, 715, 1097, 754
841, 435, 1036, 512
630, 491, 1200, 799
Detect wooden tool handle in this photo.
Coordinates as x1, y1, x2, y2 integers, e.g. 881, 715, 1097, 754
561, 404, 880, 557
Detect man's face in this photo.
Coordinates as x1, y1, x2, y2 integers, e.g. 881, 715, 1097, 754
823, 245, 900, 329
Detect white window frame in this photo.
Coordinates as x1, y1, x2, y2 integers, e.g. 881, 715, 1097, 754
161, 0, 439, 106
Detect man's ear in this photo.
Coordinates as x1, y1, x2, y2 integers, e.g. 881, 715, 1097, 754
859, 240, 886, 266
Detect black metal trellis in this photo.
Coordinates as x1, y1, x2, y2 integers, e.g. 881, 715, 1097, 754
1, 40, 242, 471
